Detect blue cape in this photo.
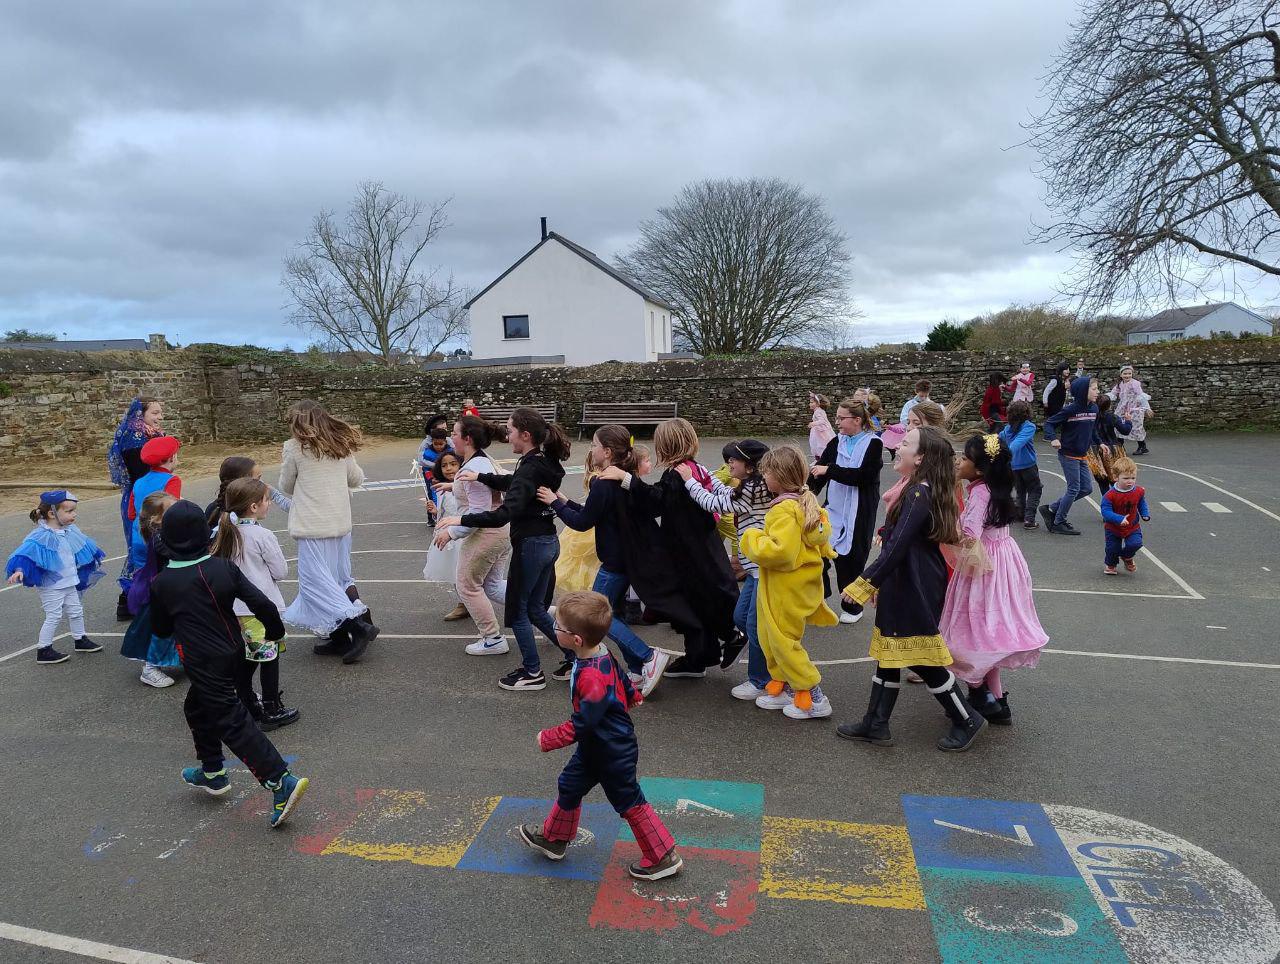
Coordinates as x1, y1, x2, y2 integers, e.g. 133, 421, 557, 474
5, 524, 107, 591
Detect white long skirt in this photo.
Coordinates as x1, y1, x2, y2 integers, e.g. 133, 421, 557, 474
283, 534, 366, 636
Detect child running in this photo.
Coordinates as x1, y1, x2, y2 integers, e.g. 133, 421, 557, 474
211, 478, 299, 731
807, 393, 836, 460
809, 397, 883, 624
122, 492, 182, 687
1100, 456, 1150, 575
940, 434, 1048, 726
6, 490, 106, 664
999, 401, 1043, 530
1009, 363, 1035, 404
150, 500, 309, 827
519, 590, 683, 881
740, 446, 838, 720
539, 425, 670, 696
836, 426, 986, 752
1040, 374, 1103, 536
980, 372, 1008, 430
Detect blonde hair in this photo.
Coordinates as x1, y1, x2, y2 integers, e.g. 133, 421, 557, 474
632, 443, 652, 471
1110, 455, 1138, 480
139, 491, 177, 541
556, 590, 613, 645
654, 417, 699, 466
211, 477, 269, 560
759, 446, 824, 533
288, 399, 362, 459
865, 392, 883, 419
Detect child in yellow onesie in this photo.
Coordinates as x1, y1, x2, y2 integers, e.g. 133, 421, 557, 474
740, 445, 838, 720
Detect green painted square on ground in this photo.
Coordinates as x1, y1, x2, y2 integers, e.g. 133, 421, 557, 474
622, 777, 764, 851
918, 867, 1127, 963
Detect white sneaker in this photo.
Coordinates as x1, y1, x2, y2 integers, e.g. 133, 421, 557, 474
783, 693, 833, 720
731, 680, 765, 701
639, 650, 669, 698
465, 636, 510, 656
140, 665, 175, 688
839, 610, 863, 625
755, 685, 793, 710
628, 672, 644, 688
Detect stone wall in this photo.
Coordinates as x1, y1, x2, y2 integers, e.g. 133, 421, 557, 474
2, 337, 1277, 462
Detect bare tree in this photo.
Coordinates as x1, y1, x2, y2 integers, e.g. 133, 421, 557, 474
283, 181, 467, 365
1030, 0, 1280, 309
615, 177, 853, 354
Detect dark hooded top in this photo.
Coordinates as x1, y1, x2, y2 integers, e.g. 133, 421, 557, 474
461, 449, 566, 541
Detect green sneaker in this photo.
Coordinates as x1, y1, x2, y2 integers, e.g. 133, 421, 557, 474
266, 771, 309, 828
181, 767, 230, 796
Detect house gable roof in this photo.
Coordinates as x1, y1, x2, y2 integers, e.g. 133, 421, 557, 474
1127, 302, 1263, 334
464, 232, 674, 311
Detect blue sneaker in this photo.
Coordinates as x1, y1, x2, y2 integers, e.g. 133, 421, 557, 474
36, 646, 70, 665
181, 767, 230, 796
267, 772, 309, 828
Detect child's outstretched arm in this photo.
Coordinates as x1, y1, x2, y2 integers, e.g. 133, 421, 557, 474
1099, 491, 1127, 526
232, 565, 286, 640
844, 484, 932, 604
537, 667, 613, 751
681, 470, 734, 514
740, 508, 803, 572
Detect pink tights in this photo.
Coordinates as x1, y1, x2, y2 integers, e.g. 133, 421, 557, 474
984, 669, 1003, 699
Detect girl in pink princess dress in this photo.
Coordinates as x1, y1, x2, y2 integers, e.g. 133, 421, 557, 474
1009, 363, 1035, 404
807, 393, 836, 460
939, 433, 1048, 725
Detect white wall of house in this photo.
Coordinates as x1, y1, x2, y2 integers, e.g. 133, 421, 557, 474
643, 300, 673, 357
1127, 304, 1273, 344
468, 240, 656, 365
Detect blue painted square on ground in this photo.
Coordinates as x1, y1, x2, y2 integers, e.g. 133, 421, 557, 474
455, 797, 621, 881
625, 777, 764, 851
902, 795, 1079, 879
918, 867, 1127, 963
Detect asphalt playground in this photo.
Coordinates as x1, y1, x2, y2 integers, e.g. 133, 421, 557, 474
1, 432, 1278, 964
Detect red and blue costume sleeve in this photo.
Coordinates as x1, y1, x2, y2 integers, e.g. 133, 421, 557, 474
538, 658, 641, 751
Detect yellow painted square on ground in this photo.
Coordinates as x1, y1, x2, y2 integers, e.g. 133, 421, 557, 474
322, 790, 501, 868
760, 816, 926, 910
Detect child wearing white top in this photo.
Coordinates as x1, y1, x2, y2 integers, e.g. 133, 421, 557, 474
422, 452, 464, 582
211, 477, 299, 731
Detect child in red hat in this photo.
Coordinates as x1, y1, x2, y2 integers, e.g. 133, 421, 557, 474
128, 437, 183, 546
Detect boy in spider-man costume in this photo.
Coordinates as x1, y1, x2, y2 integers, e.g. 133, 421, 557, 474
519, 590, 683, 881
1100, 456, 1150, 575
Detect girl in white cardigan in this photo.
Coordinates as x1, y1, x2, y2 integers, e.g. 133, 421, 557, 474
278, 400, 379, 665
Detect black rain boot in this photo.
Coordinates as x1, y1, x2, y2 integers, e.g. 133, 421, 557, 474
1135, 443, 1149, 456
347, 585, 373, 626
341, 616, 380, 665
990, 694, 1012, 725
116, 590, 132, 622
836, 675, 900, 746
260, 693, 300, 731
313, 624, 351, 656
243, 691, 266, 724
932, 674, 986, 752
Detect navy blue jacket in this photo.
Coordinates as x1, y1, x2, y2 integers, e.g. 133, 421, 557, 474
1043, 377, 1101, 457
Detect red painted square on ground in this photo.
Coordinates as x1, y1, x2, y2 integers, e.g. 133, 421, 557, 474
292, 788, 380, 855
589, 842, 759, 936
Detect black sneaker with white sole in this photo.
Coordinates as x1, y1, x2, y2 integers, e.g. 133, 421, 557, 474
549, 659, 574, 682
663, 656, 706, 679
74, 636, 103, 653
499, 667, 547, 691
518, 823, 567, 860
628, 847, 683, 881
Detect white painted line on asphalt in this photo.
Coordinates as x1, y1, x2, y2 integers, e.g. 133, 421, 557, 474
1135, 461, 1280, 524
1041, 648, 1280, 670
1040, 469, 1204, 600
0, 921, 199, 963
0, 632, 69, 663
1203, 502, 1231, 513
1033, 587, 1200, 599
1207, 625, 1227, 630
1160, 501, 1186, 512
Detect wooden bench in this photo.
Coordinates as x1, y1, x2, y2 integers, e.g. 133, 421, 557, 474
578, 401, 679, 438
476, 403, 559, 426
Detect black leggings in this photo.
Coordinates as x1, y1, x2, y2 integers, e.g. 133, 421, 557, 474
236, 658, 280, 704
878, 664, 950, 688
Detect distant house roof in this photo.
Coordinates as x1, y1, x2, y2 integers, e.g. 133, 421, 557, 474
1127, 302, 1253, 334
464, 231, 675, 312
2, 338, 149, 352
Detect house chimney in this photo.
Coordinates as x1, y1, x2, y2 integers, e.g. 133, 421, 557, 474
540, 217, 548, 240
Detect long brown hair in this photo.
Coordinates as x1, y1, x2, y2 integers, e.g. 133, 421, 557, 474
214, 456, 256, 513
288, 400, 362, 459
887, 425, 961, 545
759, 446, 824, 533
139, 491, 177, 541
593, 424, 639, 473
211, 478, 269, 560
455, 414, 507, 453
509, 407, 570, 462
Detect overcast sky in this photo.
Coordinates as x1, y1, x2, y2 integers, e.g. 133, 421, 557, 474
4, 0, 1268, 349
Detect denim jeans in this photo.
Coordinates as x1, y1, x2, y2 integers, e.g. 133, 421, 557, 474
591, 567, 654, 673
1052, 453, 1092, 524
510, 534, 562, 672
733, 573, 768, 688
1104, 529, 1143, 566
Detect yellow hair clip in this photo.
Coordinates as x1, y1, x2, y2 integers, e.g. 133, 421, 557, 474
983, 434, 1001, 458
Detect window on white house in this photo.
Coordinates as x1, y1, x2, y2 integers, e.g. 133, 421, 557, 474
503, 315, 530, 339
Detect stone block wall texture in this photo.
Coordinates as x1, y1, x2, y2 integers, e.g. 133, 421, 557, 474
1, 338, 1277, 464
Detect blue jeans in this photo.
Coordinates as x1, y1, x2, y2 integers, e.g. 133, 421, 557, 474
591, 568, 653, 673
1104, 529, 1143, 566
510, 534, 562, 672
1052, 453, 1092, 524
733, 573, 768, 688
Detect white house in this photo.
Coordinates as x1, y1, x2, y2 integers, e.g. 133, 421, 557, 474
464, 221, 676, 367
1125, 302, 1273, 345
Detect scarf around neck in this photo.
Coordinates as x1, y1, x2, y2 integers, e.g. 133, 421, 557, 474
828, 431, 874, 555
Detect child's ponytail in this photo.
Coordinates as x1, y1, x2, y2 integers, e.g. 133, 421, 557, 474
758, 446, 824, 532
210, 511, 242, 561
210, 477, 269, 560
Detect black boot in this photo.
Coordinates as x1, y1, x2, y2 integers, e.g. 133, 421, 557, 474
116, 590, 132, 622
967, 684, 1012, 725
341, 616, 380, 665
836, 675, 899, 746
932, 674, 986, 752
313, 624, 351, 656
347, 585, 372, 626
243, 691, 266, 723
1135, 443, 1149, 456
259, 693, 300, 731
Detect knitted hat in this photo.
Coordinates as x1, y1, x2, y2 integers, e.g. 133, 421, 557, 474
39, 489, 77, 505
1119, 364, 1134, 375
723, 439, 770, 466
140, 436, 181, 467
160, 499, 212, 561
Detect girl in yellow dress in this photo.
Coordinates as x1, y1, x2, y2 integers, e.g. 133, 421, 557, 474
740, 445, 838, 720
554, 451, 602, 593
